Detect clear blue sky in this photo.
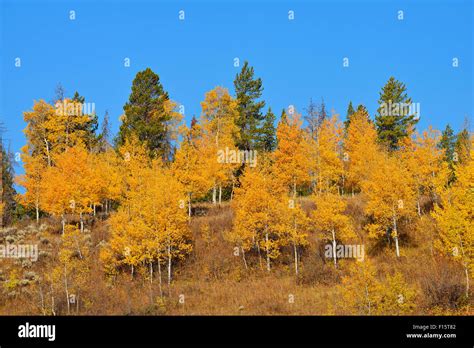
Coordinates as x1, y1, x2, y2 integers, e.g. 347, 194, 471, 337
1, 0, 473, 168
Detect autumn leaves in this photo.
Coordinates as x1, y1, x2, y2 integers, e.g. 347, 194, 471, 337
14, 67, 473, 309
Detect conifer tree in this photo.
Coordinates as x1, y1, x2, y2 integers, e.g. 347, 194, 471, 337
257, 108, 276, 152
117, 68, 178, 160
375, 77, 418, 151
233, 61, 265, 150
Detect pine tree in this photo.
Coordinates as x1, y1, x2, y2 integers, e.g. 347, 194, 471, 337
233, 61, 265, 151
0, 139, 16, 226
439, 125, 456, 163
375, 77, 418, 151
71, 91, 99, 152
116, 68, 176, 159
97, 111, 111, 152
257, 108, 276, 152
343, 101, 356, 129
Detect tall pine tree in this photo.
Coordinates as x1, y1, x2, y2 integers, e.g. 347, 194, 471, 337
343, 101, 356, 129
233, 61, 265, 151
439, 124, 456, 164
375, 77, 418, 151
257, 108, 276, 152
116, 68, 172, 159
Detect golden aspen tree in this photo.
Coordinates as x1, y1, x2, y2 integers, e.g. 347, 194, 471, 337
339, 260, 381, 314
172, 123, 212, 217
23, 99, 93, 166
339, 261, 416, 314
22, 100, 58, 167
311, 193, 355, 267
200, 87, 240, 204
42, 145, 96, 233
230, 161, 285, 271
273, 111, 311, 197
103, 160, 191, 289
90, 150, 122, 215
399, 127, 448, 215
16, 148, 45, 223
311, 114, 344, 194
432, 137, 473, 297
279, 198, 310, 275
52, 225, 90, 314
54, 98, 93, 152
361, 152, 416, 257
343, 107, 379, 195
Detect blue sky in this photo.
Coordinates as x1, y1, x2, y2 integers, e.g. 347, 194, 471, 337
1, 0, 473, 168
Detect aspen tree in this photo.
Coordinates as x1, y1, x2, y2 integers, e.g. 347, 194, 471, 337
172, 123, 211, 217
273, 111, 311, 197
432, 137, 473, 297
230, 161, 285, 271
200, 87, 240, 204
343, 107, 379, 195
16, 149, 45, 223
309, 114, 344, 194
399, 127, 448, 215
361, 153, 416, 257
311, 193, 354, 267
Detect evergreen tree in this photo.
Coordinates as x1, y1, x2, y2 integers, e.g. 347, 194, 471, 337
0, 139, 17, 227
344, 101, 356, 129
72, 91, 99, 151
116, 68, 173, 159
438, 124, 456, 164
375, 77, 418, 151
97, 111, 111, 152
257, 108, 276, 152
233, 61, 265, 151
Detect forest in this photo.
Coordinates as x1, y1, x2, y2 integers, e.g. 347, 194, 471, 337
0, 61, 472, 315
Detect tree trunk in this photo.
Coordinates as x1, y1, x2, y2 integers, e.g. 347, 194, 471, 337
61, 215, 66, 235
167, 243, 172, 292
241, 247, 248, 269
265, 230, 271, 272
64, 264, 70, 315
212, 185, 217, 205
256, 241, 263, 270
188, 193, 192, 218
157, 259, 163, 298
293, 243, 298, 275
35, 201, 40, 224
219, 184, 222, 205
393, 215, 400, 258
80, 212, 84, 233
149, 261, 153, 304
